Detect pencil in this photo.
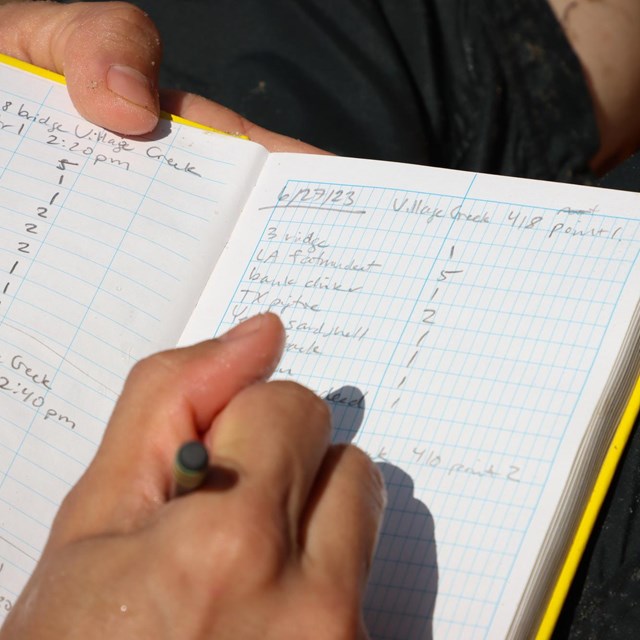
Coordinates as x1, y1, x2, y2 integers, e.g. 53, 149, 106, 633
173, 440, 209, 495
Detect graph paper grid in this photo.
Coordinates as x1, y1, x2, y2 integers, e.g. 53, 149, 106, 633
210, 175, 640, 639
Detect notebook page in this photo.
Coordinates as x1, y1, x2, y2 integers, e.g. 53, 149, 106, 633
0, 59, 267, 614
180, 154, 640, 639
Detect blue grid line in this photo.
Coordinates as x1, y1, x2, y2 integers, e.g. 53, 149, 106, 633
0, 524, 40, 559
0, 87, 48, 183
214, 316, 597, 381
0, 381, 117, 438
39, 239, 182, 283
0, 357, 120, 417
0, 492, 53, 530
2, 467, 69, 508
0, 109, 180, 497
0, 551, 30, 581
268, 177, 640, 223
48, 219, 192, 262
20, 271, 161, 323
258, 205, 638, 239
212, 279, 618, 328
0, 412, 96, 470
8, 292, 153, 343
262, 209, 636, 258
441, 201, 556, 629
0, 389, 103, 447
0, 68, 257, 606
109, 248, 181, 283
485, 250, 640, 634
21, 255, 172, 303
212, 176, 640, 639
0, 187, 210, 242
0, 434, 74, 489
236, 236, 633, 294
226, 304, 606, 375
1, 318, 131, 384
0, 153, 223, 214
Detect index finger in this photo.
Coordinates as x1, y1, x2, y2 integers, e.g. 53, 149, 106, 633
160, 89, 331, 154
47, 314, 285, 546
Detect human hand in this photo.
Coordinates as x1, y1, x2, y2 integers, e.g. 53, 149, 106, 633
0, 313, 385, 640
0, 0, 325, 152
0, 0, 161, 135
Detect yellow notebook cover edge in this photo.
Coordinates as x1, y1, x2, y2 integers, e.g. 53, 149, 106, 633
0, 53, 246, 138
536, 374, 640, 639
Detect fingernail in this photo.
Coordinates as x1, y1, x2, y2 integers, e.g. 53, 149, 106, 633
219, 314, 266, 342
106, 64, 156, 112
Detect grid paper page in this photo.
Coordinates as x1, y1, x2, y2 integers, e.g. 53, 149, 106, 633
0, 60, 266, 616
181, 154, 640, 639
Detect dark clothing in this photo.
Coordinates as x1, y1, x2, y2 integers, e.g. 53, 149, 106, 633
138, 0, 599, 182
77, 0, 640, 637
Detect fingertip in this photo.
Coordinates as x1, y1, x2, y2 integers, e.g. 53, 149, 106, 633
219, 312, 284, 346
111, 314, 286, 441
159, 89, 330, 154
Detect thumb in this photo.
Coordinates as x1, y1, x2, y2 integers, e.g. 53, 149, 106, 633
0, 1, 161, 135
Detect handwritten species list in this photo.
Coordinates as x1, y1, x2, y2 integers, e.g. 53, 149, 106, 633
199, 169, 640, 638
2, 57, 640, 638
0, 61, 266, 616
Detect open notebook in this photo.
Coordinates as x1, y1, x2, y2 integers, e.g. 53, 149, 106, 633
1, 54, 639, 639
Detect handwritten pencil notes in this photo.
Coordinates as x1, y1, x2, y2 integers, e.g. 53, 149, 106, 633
2, 55, 640, 638
0, 57, 267, 611
181, 154, 640, 639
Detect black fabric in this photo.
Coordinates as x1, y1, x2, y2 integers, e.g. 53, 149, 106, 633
73, 0, 640, 636
133, 0, 598, 182
553, 411, 640, 640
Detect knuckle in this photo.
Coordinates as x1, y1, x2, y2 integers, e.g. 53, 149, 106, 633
171, 499, 288, 585
221, 516, 287, 577
73, 2, 161, 52
47, 484, 86, 545
86, 2, 153, 28
52, 486, 79, 526
125, 349, 178, 389
268, 380, 332, 432
299, 590, 363, 640
234, 380, 332, 441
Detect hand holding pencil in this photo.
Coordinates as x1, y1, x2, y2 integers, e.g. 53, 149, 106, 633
1, 314, 384, 640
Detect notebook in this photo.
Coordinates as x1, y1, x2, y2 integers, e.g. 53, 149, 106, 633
0, 53, 639, 639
